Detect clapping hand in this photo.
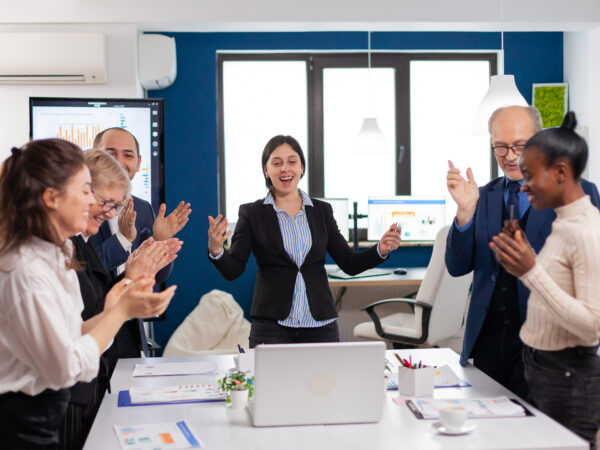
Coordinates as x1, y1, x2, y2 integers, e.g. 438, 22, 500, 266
378, 223, 402, 256
118, 197, 137, 243
106, 276, 176, 319
153, 201, 192, 241
489, 228, 536, 277
208, 214, 232, 256
447, 160, 479, 227
125, 237, 179, 280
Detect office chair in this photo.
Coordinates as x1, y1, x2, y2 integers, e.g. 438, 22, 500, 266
353, 225, 472, 347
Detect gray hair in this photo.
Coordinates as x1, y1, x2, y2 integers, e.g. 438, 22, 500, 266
488, 105, 542, 135
84, 149, 131, 201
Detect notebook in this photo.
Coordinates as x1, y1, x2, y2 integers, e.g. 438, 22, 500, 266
249, 341, 385, 427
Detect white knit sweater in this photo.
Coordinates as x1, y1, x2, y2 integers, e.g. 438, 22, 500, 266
520, 195, 600, 351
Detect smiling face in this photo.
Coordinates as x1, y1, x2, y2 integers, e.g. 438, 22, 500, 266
490, 107, 537, 181
48, 166, 95, 241
85, 186, 127, 237
263, 143, 304, 197
96, 129, 141, 180
519, 146, 562, 210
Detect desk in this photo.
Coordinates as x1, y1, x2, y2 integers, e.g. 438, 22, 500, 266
326, 265, 426, 342
326, 265, 427, 288
84, 348, 587, 450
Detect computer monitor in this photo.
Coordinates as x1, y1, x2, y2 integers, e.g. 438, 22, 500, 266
368, 196, 446, 241
29, 97, 164, 209
316, 198, 349, 241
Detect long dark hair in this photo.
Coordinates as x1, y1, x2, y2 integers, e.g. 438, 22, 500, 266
0, 139, 86, 258
261, 135, 306, 192
524, 111, 587, 180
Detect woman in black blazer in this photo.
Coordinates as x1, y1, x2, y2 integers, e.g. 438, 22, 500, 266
209, 135, 401, 347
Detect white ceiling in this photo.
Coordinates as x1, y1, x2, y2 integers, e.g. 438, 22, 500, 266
2, 0, 600, 32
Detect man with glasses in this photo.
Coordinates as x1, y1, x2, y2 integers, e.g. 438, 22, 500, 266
445, 105, 599, 398
92, 127, 191, 282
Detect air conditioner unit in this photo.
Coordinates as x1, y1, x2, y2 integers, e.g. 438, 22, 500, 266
0, 32, 107, 84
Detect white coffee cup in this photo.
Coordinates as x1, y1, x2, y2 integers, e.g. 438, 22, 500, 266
438, 406, 468, 431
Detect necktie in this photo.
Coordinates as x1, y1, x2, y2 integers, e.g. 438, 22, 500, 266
507, 181, 521, 221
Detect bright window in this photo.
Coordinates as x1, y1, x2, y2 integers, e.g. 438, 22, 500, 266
222, 60, 308, 221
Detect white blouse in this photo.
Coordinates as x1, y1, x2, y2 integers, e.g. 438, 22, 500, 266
0, 237, 100, 396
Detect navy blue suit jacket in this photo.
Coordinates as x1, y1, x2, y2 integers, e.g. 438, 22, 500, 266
91, 195, 172, 284
446, 177, 600, 366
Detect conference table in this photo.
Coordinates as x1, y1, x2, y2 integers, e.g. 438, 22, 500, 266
84, 348, 587, 449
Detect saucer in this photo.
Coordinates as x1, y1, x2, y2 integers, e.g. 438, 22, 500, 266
431, 420, 476, 435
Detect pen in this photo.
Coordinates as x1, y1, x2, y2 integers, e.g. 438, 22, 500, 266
394, 352, 404, 366
237, 344, 245, 354
510, 204, 515, 222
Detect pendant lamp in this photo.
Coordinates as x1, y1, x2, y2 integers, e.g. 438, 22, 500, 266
473, 0, 527, 135
355, 31, 386, 153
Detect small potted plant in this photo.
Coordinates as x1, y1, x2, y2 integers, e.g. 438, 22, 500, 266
219, 369, 254, 410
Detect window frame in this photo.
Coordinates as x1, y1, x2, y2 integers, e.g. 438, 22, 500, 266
217, 52, 497, 215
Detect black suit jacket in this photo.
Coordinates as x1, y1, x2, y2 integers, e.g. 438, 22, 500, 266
90, 195, 172, 283
69, 235, 142, 406
210, 198, 385, 321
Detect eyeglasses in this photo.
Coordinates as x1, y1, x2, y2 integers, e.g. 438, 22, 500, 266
491, 143, 526, 157
92, 190, 127, 214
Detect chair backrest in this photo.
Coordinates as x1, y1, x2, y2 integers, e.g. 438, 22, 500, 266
414, 225, 473, 345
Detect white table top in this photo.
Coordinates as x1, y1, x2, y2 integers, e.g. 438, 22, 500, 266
325, 264, 427, 287
84, 348, 587, 450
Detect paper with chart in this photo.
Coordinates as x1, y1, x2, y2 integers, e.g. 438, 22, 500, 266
114, 420, 204, 449
410, 396, 527, 419
132, 362, 217, 377
129, 384, 225, 405
327, 267, 392, 279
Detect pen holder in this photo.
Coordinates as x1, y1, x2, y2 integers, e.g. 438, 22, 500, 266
397, 366, 434, 397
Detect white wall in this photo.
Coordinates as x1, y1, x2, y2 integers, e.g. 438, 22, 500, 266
0, 24, 141, 161
564, 29, 600, 185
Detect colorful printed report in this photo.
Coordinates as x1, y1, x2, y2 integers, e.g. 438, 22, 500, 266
407, 396, 527, 420
113, 420, 204, 449
132, 362, 217, 377
129, 384, 225, 405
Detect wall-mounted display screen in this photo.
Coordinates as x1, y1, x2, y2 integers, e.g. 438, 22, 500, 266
29, 97, 164, 209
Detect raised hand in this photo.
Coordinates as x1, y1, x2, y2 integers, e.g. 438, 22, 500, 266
447, 160, 479, 227
208, 214, 232, 256
379, 224, 402, 255
118, 197, 137, 243
153, 201, 192, 241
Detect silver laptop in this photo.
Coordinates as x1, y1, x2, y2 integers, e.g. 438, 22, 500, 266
250, 341, 385, 427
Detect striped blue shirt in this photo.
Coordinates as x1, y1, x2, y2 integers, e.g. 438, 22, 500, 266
264, 190, 336, 328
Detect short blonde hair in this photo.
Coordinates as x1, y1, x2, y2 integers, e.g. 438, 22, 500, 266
84, 149, 130, 200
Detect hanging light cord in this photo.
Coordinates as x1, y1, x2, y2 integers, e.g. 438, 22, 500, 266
500, 0, 504, 53
368, 30, 372, 69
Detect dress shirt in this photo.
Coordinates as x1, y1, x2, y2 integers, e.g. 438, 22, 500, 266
455, 177, 530, 232
263, 190, 336, 328
0, 237, 100, 395
108, 216, 132, 275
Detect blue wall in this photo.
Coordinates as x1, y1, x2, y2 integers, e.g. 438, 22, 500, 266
149, 32, 563, 349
